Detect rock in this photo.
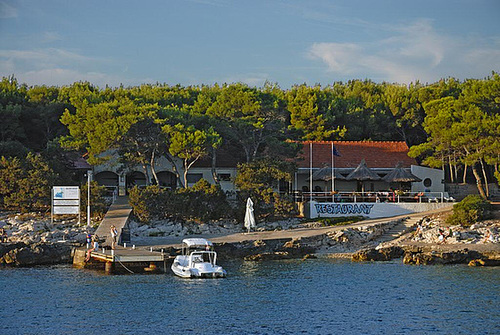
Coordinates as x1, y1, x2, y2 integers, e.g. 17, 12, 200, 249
352, 248, 382, 262
403, 249, 483, 265
0, 242, 73, 266
352, 246, 404, 262
468, 259, 500, 267
302, 254, 317, 260
244, 251, 291, 261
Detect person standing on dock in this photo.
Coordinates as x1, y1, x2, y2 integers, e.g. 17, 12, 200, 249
110, 225, 118, 249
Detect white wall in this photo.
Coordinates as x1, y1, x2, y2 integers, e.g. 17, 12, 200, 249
411, 165, 445, 193
309, 201, 453, 219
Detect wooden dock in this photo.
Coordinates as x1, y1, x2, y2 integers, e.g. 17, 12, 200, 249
94, 196, 132, 247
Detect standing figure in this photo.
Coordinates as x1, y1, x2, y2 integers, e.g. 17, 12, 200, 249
110, 225, 118, 249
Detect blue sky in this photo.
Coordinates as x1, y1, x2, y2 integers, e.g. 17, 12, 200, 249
1, 0, 499, 88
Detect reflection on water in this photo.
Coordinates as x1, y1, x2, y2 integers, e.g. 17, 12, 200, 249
1, 260, 499, 334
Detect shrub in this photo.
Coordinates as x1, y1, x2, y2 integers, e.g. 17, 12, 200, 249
234, 159, 296, 219
446, 195, 492, 227
129, 180, 232, 223
0, 153, 56, 212
128, 185, 172, 222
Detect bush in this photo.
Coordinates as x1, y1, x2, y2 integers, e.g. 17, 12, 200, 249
129, 180, 232, 223
128, 185, 172, 222
446, 195, 492, 227
0, 153, 56, 212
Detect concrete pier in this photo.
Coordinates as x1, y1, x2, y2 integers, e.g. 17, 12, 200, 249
73, 246, 170, 274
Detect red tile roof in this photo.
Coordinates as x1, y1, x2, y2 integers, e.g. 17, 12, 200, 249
297, 141, 417, 169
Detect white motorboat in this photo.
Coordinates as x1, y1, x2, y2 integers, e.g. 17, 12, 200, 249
171, 238, 227, 278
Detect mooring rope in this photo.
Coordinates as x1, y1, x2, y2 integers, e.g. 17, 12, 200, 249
117, 259, 135, 274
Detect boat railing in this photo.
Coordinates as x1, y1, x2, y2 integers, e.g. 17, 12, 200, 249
293, 191, 455, 203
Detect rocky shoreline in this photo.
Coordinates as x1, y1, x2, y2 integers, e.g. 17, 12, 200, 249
0, 241, 74, 266
1, 210, 499, 268
352, 245, 500, 266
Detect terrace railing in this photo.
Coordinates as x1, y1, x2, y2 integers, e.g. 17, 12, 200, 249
293, 191, 455, 203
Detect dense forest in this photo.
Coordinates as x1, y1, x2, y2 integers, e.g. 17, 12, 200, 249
0, 73, 499, 212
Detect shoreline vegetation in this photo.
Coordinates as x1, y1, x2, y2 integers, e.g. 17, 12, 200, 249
1, 74, 499, 217
1, 205, 498, 268
1, 75, 499, 269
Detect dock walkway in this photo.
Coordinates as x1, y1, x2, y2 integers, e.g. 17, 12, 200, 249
94, 196, 132, 247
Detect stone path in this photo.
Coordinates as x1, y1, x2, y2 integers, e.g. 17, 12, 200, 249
135, 207, 453, 249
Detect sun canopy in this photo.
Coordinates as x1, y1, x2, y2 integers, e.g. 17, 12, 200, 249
307, 166, 346, 181
383, 163, 421, 183
346, 159, 381, 181
182, 238, 213, 247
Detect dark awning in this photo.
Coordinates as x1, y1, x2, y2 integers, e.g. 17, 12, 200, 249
382, 162, 421, 183
345, 159, 381, 181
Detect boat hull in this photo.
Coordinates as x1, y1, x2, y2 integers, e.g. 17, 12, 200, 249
171, 257, 226, 279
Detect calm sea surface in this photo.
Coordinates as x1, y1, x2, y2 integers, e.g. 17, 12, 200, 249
1, 259, 499, 335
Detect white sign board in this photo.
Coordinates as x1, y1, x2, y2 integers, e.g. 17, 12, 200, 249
54, 199, 80, 206
53, 206, 80, 214
53, 186, 80, 200
52, 186, 80, 222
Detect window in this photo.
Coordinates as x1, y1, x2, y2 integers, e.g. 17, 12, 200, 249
423, 178, 432, 187
187, 173, 203, 184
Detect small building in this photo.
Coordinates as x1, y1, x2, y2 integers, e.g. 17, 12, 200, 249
294, 141, 444, 195
89, 141, 445, 208
92, 149, 240, 196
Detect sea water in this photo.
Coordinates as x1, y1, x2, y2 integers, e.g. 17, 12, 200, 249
1, 259, 499, 334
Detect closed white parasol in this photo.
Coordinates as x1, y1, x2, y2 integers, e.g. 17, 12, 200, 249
244, 197, 256, 233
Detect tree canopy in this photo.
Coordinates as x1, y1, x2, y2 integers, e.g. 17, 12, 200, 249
1, 73, 499, 202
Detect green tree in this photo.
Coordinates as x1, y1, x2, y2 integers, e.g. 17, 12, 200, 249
286, 85, 337, 141
163, 123, 221, 188
0, 153, 56, 211
234, 158, 296, 218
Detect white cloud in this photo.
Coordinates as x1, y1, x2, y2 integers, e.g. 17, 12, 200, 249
0, 47, 143, 87
0, 48, 96, 67
308, 19, 500, 83
16, 68, 131, 87
0, 2, 17, 18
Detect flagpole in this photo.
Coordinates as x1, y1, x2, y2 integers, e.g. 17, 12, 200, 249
309, 142, 313, 218
331, 142, 334, 201
309, 142, 313, 200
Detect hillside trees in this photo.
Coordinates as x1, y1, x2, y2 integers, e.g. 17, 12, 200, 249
163, 123, 221, 188
409, 73, 500, 197
1, 73, 499, 213
0, 153, 56, 211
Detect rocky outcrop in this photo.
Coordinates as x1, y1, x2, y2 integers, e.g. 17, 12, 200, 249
0, 242, 73, 266
352, 246, 404, 262
402, 248, 483, 265
468, 258, 500, 266
214, 238, 316, 261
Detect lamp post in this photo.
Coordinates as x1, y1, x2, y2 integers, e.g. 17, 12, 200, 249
87, 170, 92, 230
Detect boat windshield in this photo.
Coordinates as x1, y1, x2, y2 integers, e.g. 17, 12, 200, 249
190, 251, 216, 265
183, 244, 214, 255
